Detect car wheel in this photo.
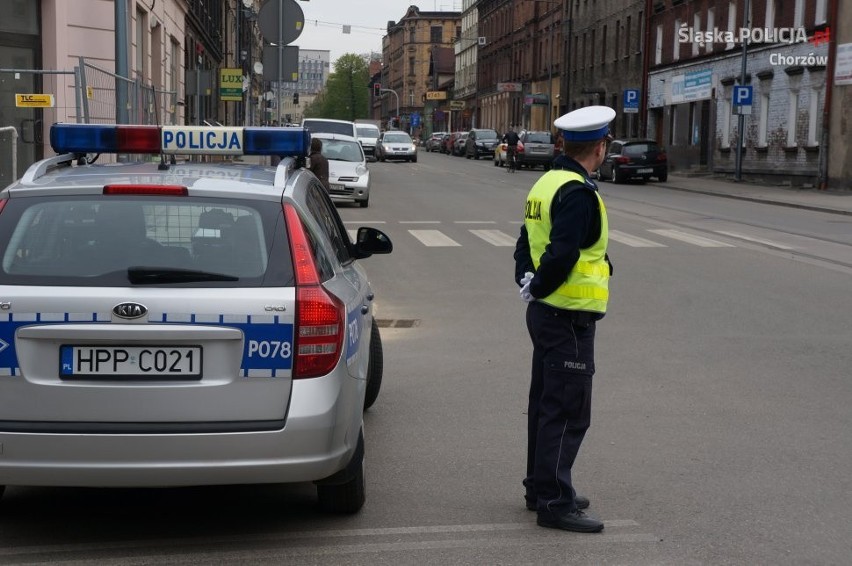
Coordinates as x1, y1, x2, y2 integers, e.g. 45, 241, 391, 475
359, 198, 369, 208
364, 321, 383, 410
411, 156, 417, 163
611, 167, 621, 183
658, 172, 668, 182
317, 430, 365, 514
474, 154, 479, 160
380, 156, 385, 162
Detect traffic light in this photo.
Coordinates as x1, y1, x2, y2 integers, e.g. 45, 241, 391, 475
292, 92, 299, 105
373, 83, 381, 97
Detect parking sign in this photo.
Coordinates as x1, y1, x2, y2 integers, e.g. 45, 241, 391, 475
733, 85, 753, 115
623, 89, 640, 114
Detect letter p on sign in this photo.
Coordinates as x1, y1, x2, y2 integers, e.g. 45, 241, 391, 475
733, 85, 753, 106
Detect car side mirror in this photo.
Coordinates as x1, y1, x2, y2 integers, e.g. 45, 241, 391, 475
352, 227, 393, 259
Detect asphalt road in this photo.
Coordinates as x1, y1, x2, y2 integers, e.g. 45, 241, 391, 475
0, 150, 849, 565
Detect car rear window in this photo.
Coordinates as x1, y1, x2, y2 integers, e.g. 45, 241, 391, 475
477, 130, 498, 139
356, 126, 379, 138
525, 132, 552, 143
0, 196, 294, 287
623, 143, 659, 156
322, 139, 364, 162
303, 120, 356, 137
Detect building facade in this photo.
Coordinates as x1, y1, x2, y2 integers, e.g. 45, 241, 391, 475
827, 0, 850, 188
647, 0, 830, 184
453, 0, 479, 130
381, 6, 460, 135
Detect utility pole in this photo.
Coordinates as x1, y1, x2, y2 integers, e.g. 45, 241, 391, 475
735, 0, 751, 182
115, 0, 129, 124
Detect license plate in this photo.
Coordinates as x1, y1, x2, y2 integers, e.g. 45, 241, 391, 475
60, 345, 202, 379
330, 183, 345, 190
638, 168, 653, 174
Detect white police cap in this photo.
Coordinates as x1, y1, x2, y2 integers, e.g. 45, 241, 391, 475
554, 105, 616, 142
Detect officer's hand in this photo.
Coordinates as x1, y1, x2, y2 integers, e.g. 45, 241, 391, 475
520, 271, 534, 286
519, 281, 534, 303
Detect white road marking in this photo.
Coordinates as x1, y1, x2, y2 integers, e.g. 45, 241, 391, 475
470, 229, 517, 246
714, 230, 794, 250
409, 230, 461, 247
648, 229, 735, 247
454, 220, 497, 224
399, 220, 441, 224
609, 230, 667, 248
342, 220, 386, 224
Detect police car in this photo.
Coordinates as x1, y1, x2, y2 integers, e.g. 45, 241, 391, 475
0, 123, 392, 513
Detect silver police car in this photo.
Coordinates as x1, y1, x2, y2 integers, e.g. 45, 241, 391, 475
0, 123, 392, 513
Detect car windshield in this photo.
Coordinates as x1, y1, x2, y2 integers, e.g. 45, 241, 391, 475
321, 139, 364, 162
623, 143, 659, 156
356, 126, 379, 138
383, 133, 412, 143
477, 130, 498, 139
525, 132, 551, 143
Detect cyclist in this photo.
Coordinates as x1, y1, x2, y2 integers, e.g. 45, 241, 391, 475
503, 126, 520, 171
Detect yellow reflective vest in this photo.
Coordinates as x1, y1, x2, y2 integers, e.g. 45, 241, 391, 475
524, 170, 610, 313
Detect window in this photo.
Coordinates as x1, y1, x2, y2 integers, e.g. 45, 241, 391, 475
765, 0, 775, 29
706, 8, 715, 53
655, 24, 663, 65
636, 12, 643, 54
807, 88, 821, 146
602, 25, 607, 67
692, 14, 700, 56
615, 20, 620, 62
727, 1, 737, 50
430, 25, 442, 43
169, 38, 180, 94
721, 92, 731, 148
786, 90, 798, 147
135, 7, 147, 80
304, 185, 352, 267
673, 19, 680, 61
758, 92, 770, 147
794, 0, 804, 28
815, 0, 827, 25
409, 56, 415, 75
409, 27, 416, 44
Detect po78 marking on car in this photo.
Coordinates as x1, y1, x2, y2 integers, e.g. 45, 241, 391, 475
247, 340, 292, 359
346, 309, 362, 367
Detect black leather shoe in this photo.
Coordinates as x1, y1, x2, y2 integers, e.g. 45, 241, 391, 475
526, 494, 590, 511
537, 510, 604, 533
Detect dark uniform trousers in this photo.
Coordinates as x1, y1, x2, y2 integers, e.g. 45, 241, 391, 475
523, 300, 596, 517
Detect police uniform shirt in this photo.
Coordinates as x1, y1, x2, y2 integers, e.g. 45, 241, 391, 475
513, 153, 604, 301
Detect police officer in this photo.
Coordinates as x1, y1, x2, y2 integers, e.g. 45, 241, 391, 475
514, 105, 615, 533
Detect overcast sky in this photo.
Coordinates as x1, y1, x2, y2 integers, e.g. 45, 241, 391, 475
295, 1, 463, 65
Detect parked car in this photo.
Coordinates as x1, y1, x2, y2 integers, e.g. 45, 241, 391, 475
376, 130, 418, 162
313, 133, 371, 207
464, 129, 500, 160
516, 130, 556, 170
452, 132, 469, 156
425, 132, 447, 152
0, 122, 393, 513
599, 138, 668, 183
355, 123, 381, 161
443, 132, 461, 154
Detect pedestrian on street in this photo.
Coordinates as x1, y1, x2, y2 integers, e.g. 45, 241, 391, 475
308, 137, 330, 191
514, 105, 616, 534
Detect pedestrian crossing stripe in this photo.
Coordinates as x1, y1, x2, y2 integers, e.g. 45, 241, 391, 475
469, 230, 516, 246
609, 230, 667, 248
409, 230, 461, 247
648, 229, 734, 247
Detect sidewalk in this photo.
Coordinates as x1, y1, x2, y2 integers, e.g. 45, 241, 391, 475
657, 174, 852, 215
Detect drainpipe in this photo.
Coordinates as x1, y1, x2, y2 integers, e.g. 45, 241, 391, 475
818, 0, 839, 190
640, 0, 653, 137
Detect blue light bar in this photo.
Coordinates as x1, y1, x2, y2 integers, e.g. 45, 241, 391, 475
49, 124, 311, 158
243, 127, 310, 157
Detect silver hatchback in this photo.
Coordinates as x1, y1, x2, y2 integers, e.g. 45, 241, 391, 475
0, 123, 392, 513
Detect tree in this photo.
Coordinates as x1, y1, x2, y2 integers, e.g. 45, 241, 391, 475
307, 54, 369, 121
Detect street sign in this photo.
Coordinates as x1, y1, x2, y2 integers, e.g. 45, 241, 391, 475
623, 89, 640, 114
411, 112, 421, 127
733, 85, 753, 114
15, 94, 55, 108
257, 0, 304, 45
220, 68, 243, 101
497, 82, 523, 93
426, 91, 447, 100
449, 100, 466, 110
262, 44, 299, 82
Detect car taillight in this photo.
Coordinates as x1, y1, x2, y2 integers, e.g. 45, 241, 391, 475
284, 203, 344, 379
615, 156, 631, 164
104, 184, 188, 195
657, 153, 667, 162
0, 198, 7, 215
517, 142, 525, 153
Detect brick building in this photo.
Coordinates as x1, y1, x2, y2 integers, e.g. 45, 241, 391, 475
380, 6, 460, 135
453, 0, 479, 131
566, 0, 646, 139
647, 0, 830, 184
